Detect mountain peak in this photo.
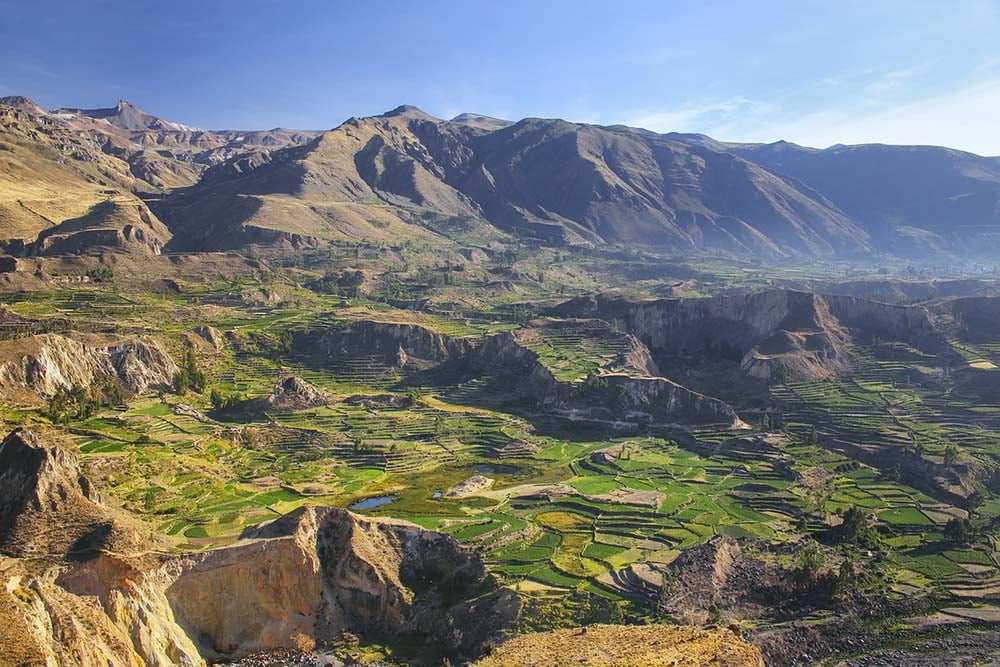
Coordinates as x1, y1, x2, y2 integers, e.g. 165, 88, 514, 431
382, 104, 441, 121
450, 112, 513, 130
53, 100, 201, 132
0, 95, 47, 115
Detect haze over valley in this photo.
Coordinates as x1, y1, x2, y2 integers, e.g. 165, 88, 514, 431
3, 2, 1000, 666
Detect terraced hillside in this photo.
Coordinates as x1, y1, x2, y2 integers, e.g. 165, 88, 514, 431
2, 266, 1000, 666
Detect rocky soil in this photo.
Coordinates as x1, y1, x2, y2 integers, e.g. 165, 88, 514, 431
473, 624, 764, 667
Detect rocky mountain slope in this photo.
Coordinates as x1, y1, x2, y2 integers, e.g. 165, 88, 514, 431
157, 105, 871, 257
5, 97, 1000, 260
0, 97, 318, 259
13, 98, 321, 189
729, 141, 1000, 256
0, 428, 146, 560
0, 428, 519, 666
0, 103, 152, 246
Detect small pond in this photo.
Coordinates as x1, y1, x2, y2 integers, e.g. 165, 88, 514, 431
349, 495, 396, 510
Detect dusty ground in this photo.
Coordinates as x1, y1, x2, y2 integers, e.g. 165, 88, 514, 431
835, 629, 1000, 666
474, 624, 763, 667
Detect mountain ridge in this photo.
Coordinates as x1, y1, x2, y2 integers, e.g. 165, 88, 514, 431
5, 97, 1000, 260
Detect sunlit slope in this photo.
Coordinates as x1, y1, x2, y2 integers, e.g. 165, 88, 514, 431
156, 105, 873, 256
0, 105, 144, 241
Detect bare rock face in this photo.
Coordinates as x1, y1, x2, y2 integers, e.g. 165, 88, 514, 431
603, 374, 746, 427
473, 329, 742, 428
446, 474, 495, 497
929, 295, 1000, 342
473, 329, 573, 405
191, 325, 225, 350
551, 290, 941, 382
0, 332, 177, 402
0, 428, 105, 557
0, 429, 519, 667
265, 375, 332, 410
163, 507, 519, 663
0, 428, 201, 666
294, 319, 477, 369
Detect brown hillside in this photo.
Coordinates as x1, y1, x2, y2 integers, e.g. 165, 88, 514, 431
474, 624, 763, 667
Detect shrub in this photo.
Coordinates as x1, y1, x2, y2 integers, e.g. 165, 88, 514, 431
943, 517, 977, 544
836, 506, 881, 547
173, 348, 206, 394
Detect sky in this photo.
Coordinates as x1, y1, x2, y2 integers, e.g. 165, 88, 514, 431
2, 0, 1000, 154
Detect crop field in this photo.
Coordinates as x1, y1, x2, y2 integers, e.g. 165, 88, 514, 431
518, 319, 636, 383
6, 270, 1000, 628
773, 344, 1000, 598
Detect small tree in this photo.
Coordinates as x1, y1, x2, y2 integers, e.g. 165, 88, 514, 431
833, 558, 857, 596
792, 542, 826, 590
943, 444, 960, 467
837, 506, 880, 546
172, 369, 190, 394
143, 488, 158, 512
707, 602, 723, 624
174, 348, 206, 394
943, 517, 977, 544
759, 414, 771, 432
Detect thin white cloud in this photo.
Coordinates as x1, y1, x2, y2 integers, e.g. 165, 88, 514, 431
862, 63, 931, 96
612, 75, 1000, 156
724, 77, 1000, 154
619, 97, 766, 134
7, 59, 59, 79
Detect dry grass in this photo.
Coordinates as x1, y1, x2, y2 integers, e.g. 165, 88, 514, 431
475, 624, 763, 667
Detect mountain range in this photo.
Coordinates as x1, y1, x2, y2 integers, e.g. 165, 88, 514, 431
3, 96, 1000, 261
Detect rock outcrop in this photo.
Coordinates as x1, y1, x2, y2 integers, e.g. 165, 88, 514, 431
169, 507, 518, 661
0, 332, 177, 402
446, 475, 495, 498
294, 319, 477, 369
603, 373, 747, 427
929, 295, 1000, 342
473, 328, 742, 427
254, 376, 332, 411
191, 325, 225, 351
551, 290, 941, 382
0, 429, 519, 667
0, 428, 124, 558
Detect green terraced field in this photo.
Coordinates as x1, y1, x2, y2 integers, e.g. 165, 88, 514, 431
7, 261, 1000, 636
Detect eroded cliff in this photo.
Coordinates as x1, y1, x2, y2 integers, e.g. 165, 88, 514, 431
551, 289, 941, 382
473, 327, 742, 427
0, 429, 520, 667
0, 332, 177, 403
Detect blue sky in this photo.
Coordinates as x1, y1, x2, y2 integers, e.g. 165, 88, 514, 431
2, 0, 999, 153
